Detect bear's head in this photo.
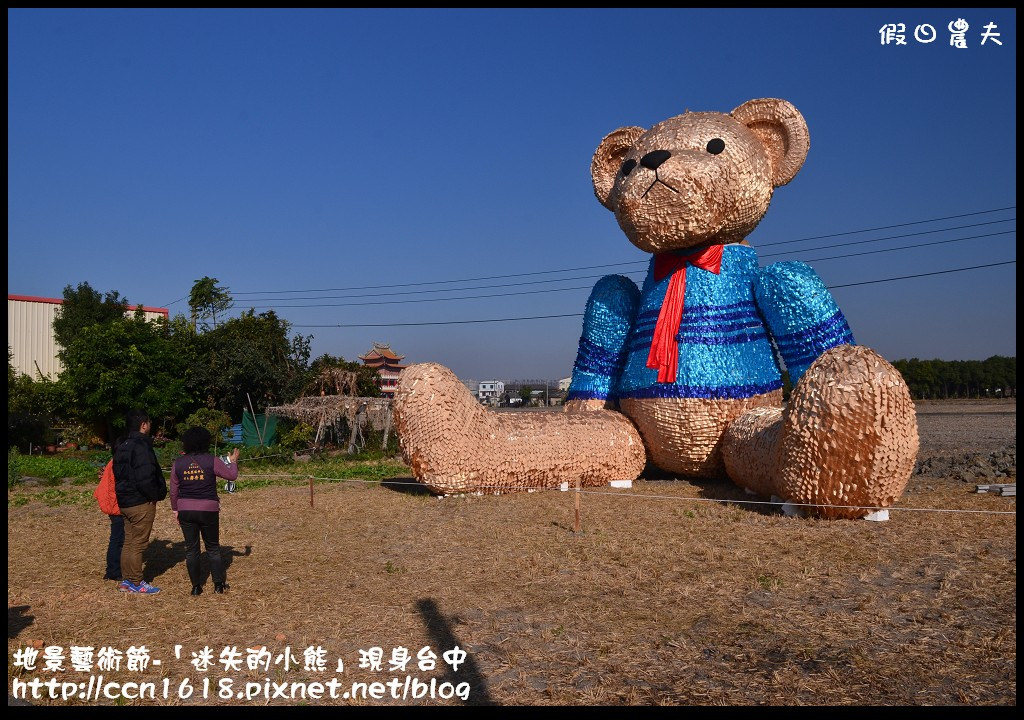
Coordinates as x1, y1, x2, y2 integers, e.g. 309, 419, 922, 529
591, 98, 810, 254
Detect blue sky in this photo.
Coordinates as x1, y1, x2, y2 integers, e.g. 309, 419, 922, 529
8, 8, 1016, 383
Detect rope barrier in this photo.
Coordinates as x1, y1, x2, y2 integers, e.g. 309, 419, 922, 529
228, 472, 1016, 517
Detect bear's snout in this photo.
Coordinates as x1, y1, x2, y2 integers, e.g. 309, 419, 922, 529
640, 149, 672, 170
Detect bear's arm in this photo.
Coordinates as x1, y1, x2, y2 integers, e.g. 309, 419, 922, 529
566, 274, 641, 404
754, 261, 855, 384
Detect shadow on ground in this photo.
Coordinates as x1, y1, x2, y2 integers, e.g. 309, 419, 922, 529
382, 477, 433, 496
640, 463, 783, 517
7, 605, 34, 639
416, 598, 496, 706
142, 540, 252, 585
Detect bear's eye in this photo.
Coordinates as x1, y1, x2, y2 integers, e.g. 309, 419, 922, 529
706, 138, 726, 155
620, 158, 637, 176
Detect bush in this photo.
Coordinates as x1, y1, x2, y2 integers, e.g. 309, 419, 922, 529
154, 440, 183, 469
177, 408, 233, 441
9, 454, 101, 484
231, 444, 293, 471
63, 423, 92, 449
8, 447, 19, 489
7, 414, 52, 453
279, 421, 315, 451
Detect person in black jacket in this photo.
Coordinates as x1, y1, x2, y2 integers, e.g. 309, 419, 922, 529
113, 409, 167, 595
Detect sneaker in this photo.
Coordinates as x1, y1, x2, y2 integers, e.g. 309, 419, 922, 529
117, 580, 134, 592
128, 581, 161, 595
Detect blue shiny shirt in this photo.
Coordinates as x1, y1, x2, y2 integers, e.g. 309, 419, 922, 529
568, 244, 855, 401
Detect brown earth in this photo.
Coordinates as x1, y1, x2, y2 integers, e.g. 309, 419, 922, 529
7, 399, 1016, 706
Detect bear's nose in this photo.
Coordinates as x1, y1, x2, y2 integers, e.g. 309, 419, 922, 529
640, 150, 671, 170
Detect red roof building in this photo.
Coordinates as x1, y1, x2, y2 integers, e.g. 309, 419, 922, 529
358, 342, 409, 397
8, 294, 169, 379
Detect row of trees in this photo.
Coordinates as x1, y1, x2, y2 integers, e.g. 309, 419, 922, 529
501, 382, 556, 407
891, 356, 1016, 399
8, 278, 379, 449
503, 357, 1018, 403
8, 278, 1016, 448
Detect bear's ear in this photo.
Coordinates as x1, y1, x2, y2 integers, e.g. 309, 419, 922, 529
731, 99, 809, 187
591, 126, 645, 210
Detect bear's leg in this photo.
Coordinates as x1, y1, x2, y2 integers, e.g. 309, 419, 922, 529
720, 405, 784, 498
624, 394, 781, 479
393, 363, 646, 495
723, 344, 919, 518
564, 274, 641, 411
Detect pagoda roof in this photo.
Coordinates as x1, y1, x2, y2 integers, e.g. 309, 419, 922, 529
358, 342, 405, 362
364, 359, 409, 370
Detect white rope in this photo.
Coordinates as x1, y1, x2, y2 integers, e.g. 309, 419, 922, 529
232, 472, 1017, 517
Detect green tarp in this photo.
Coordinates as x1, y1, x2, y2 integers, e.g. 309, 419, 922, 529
242, 408, 278, 447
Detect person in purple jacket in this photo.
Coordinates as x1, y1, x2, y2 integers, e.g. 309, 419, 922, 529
171, 427, 239, 596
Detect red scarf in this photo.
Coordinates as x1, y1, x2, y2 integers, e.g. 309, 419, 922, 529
646, 244, 724, 383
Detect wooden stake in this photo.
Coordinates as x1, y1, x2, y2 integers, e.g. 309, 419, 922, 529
309, 475, 314, 508
574, 477, 581, 534
247, 392, 265, 447
381, 405, 392, 451
347, 402, 367, 455
313, 414, 325, 450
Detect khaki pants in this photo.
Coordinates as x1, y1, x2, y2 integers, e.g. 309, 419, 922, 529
120, 502, 157, 584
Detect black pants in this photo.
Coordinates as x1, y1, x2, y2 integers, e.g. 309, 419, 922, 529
105, 515, 125, 579
178, 510, 225, 586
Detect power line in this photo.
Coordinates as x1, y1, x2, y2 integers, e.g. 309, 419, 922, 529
230, 260, 646, 297
228, 206, 1015, 299
235, 220, 1015, 305
164, 294, 190, 308
783, 230, 1014, 265
828, 260, 1015, 289
758, 205, 1016, 248
246, 283, 612, 309
760, 220, 1014, 259
161, 206, 1016, 312
289, 261, 1016, 327
234, 231, 1015, 309
243, 271, 648, 304
294, 313, 585, 327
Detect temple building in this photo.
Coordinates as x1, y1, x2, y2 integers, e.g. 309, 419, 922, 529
358, 342, 409, 398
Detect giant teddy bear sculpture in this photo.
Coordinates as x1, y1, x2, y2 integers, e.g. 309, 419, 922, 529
393, 99, 919, 519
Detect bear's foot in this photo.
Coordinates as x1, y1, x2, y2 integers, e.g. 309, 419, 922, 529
393, 363, 646, 495
775, 345, 919, 519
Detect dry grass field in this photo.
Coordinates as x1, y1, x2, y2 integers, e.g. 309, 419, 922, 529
7, 399, 1016, 706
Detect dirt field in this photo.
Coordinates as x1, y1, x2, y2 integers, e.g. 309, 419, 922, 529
7, 399, 1016, 706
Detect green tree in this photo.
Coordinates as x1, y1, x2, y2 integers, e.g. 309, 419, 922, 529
894, 358, 930, 399
178, 408, 233, 443
189, 309, 311, 419
984, 355, 1015, 396
284, 333, 314, 400
52, 282, 128, 350
893, 356, 1016, 400
8, 348, 71, 450
8, 369, 70, 420
58, 309, 196, 435
519, 385, 533, 405
188, 276, 234, 331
